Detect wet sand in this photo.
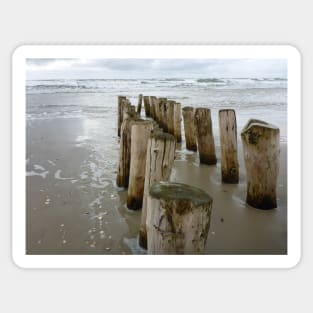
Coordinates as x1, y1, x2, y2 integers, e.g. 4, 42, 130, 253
26, 116, 287, 255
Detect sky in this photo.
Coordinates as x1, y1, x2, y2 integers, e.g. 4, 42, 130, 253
26, 58, 287, 80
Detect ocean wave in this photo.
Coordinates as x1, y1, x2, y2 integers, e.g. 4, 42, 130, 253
160, 78, 185, 82
27, 84, 97, 90
197, 78, 225, 83
251, 78, 287, 82
26, 77, 287, 95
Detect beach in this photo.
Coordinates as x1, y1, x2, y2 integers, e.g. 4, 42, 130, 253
26, 78, 287, 255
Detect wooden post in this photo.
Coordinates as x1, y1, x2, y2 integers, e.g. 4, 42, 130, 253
158, 98, 167, 130
156, 98, 165, 127
182, 106, 197, 151
173, 102, 182, 143
151, 119, 162, 132
116, 117, 141, 187
117, 96, 126, 137
139, 132, 176, 249
122, 101, 135, 121
154, 98, 160, 124
194, 108, 217, 165
166, 100, 175, 135
143, 96, 151, 117
137, 94, 143, 115
130, 105, 137, 115
127, 120, 153, 210
157, 99, 162, 127
150, 96, 157, 120
219, 109, 239, 183
241, 119, 280, 209
121, 98, 128, 117
146, 182, 213, 254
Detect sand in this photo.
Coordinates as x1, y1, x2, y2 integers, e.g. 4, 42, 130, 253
26, 116, 287, 255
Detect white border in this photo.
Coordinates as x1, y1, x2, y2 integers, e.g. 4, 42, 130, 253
12, 45, 301, 268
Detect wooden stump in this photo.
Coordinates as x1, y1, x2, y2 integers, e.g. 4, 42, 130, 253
131, 105, 136, 112
116, 117, 141, 187
241, 119, 280, 209
219, 109, 239, 183
194, 108, 217, 165
146, 182, 213, 254
173, 102, 182, 143
127, 120, 153, 210
143, 96, 151, 117
166, 100, 175, 135
122, 102, 136, 121
117, 96, 126, 137
150, 96, 157, 120
158, 98, 167, 130
154, 98, 160, 124
182, 106, 197, 151
139, 132, 176, 249
137, 94, 143, 115
129, 105, 137, 116
151, 119, 163, 133
162, 100, 169, 132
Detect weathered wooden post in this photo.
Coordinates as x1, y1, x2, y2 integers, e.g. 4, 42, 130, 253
122, 101, 135, 121
150, 96, 157, 120
117, 96, 126, 137
127, 120, 153, 210
166, 100, 175, 135
158, 98, 167, 130
182, 106, 197, 151
219, 109, 239, 183
162, 100, 168, 132
146, 182, 213, 254
121, 98, 128, 117
129, 105, 137, 116
154, 98, 160, 124
116, 117, 142, 187
194, 108, 217, 165
173, 102, 182, 143
137, 94, 143, 115
241, 119, 280, 209
143, 96, 151, 117
139, 132, 176, 249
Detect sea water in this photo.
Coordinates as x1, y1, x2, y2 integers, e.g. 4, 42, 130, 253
26, 77, 287, 141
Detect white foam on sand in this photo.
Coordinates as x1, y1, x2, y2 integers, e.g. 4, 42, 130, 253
27, 163, 49, 178
47, 160, 56, 166
34, 164, 45, 171
26, 170, 49, 178
54, 169, 74, 180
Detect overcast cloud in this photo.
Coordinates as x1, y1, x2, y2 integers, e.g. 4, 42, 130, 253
26, 58, 287, 80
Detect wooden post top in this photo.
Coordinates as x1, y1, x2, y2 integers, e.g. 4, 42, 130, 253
195, 107, 212, 111
182, 106, 194, 111
241, 119, 280, 135
149, 182, 212, 207
219, 108, 236, 113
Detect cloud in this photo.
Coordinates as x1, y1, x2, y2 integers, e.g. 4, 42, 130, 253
26, 58, 287, 80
